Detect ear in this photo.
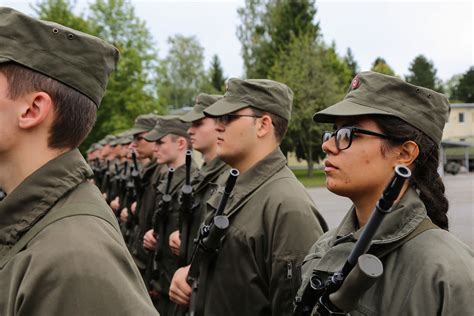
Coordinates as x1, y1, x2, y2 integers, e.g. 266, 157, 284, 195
177, 137, 187, 150
18, 92, 54, 130
395, 140, 419, 167
256, 114, 273, 138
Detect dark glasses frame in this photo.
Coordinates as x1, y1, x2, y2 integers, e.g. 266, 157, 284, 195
322, 127, 395, 151
215, 114, 262, 125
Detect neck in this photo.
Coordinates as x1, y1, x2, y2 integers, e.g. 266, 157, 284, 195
353, 182, 410, 227
168, 151, 187, 169
201, 145, 218, 163
0, 142, 68, 194
232, 142, 277, 174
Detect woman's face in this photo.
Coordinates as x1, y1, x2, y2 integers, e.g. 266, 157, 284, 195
322, 116, 400, 200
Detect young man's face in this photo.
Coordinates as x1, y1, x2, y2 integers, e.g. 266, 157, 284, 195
153, 134, 180, 166
214, 107, 259, 166
0, 73, 21, 156
133, 132, 155, 159
187, 117, 218, 154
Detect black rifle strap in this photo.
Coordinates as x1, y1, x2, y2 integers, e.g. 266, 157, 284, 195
370, 217, 439, 259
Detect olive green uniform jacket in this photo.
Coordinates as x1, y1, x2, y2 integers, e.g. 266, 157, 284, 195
0, 150, 158, 316
297, 188, 474, 315
131, 159, 166, 270
201, 148, 327, 316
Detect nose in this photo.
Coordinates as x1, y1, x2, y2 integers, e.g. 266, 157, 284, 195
187, 127, 194, 135
321, 134, 338, 155
215, 120, 225, 132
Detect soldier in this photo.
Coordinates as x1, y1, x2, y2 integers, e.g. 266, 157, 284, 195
0, 7, 158, 315
168, 93, 230, 314
142, 117, 199, 315
169, 78, 328, 315
296, 72, 473, 315
120, 113, 167, 274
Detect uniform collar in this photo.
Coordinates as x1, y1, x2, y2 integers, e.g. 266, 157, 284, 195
192, 157, 228, 194
314, 187, 427, 273
334, 187, 427, 245
0, 149, 92, 245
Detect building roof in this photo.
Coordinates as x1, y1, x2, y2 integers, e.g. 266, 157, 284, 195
451, 103, 474, 109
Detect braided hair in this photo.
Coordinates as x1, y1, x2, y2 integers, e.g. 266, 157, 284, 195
374, 115, 449, 230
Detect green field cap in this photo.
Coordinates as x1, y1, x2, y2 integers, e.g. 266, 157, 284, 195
181, 93, 223, 122
0, 7, 119, 107
204, 78, 293, 120
145, 116, 191, 142
313, 71, 450, 144
126, 113, 160, 136
101, 134, 117, 146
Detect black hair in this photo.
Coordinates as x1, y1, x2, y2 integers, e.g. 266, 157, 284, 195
374, 115, 449, 230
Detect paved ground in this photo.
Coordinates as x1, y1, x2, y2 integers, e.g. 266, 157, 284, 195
306, 173, 473, 249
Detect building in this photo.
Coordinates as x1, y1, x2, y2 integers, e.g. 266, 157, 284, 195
442, 103, 474, 172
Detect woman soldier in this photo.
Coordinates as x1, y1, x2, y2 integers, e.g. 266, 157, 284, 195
296, 72, 473, 315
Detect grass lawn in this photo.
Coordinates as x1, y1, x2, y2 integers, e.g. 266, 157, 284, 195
291, 168, 327, 188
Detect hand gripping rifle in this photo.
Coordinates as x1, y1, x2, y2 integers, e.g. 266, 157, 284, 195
187, 168, 239, 316
178, 150, 194, 267
293, 165, 411, 316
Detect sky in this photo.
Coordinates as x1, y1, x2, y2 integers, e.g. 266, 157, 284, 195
1, 0, 473, 81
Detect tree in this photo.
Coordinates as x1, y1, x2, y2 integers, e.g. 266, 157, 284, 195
452, 67, 474, 103
32, 0, 94, 34
157, 35, 206, 109
405, 54, 440, 91
371, 57, 395, 76
344, 47, 359, 78
237, 0, 319, 78
208, 54, 226, 93
445, 73, 462, 101
271, 34, 348, 176
87, 0, 161, 151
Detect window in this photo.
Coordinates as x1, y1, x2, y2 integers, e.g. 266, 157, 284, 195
459, 112, 464, 123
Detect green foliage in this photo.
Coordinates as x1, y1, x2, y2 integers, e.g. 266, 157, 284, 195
291, 168, 326, 187
156, 35, 206, 109
371, 57, 395, 76
32, 0, 94, 33
270, 34, 347, 176
237, 0, 319, 78
344, 47, 359, 78
451, 67, 474, 103
405, 54, 443, 92
208, 54, 226, 93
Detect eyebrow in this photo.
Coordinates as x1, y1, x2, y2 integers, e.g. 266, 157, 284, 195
333, 121, 361, 129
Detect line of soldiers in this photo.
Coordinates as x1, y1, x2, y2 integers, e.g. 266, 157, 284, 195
86, 82, 328, 316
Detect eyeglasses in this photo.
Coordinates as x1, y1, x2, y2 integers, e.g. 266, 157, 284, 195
133, 135, 145, 142
215, 114, 262, 126
322, 127, 394, 151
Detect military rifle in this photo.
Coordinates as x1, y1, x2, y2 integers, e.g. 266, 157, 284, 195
187, 168, 239, 316
293, 165, 411, 316
100, 160, 111, 199
144, 167, 175, 287
178, 150, 194, 267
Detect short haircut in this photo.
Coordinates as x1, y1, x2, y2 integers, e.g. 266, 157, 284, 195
251, 108, 288, 143
169, 134, 192, 150
0, 62, 97, 149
